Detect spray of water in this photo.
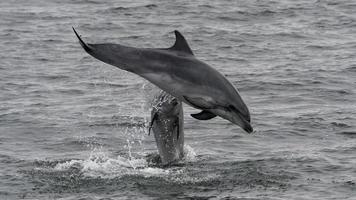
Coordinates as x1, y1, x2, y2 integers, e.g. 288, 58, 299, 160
49, 81, 198, 179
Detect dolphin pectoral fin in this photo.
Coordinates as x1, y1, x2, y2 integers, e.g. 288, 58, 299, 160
148, 125, 152, 136
173, 117, 180, 140
169, 30, 194, 55
72, 27, 92, 53
148, 112, 158, 136
191, 110, 217, 120
183, 96, 217, 120
183, 96, 215, 110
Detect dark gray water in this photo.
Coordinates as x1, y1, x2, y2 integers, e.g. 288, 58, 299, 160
1, 0, 356, 199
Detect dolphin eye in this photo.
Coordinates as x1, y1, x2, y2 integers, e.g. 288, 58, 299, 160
171, 99, 178, 106
228, 105, 240, 113
228, 105, 235, 110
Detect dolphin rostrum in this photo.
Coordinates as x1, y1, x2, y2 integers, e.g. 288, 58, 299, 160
73, 27, 253, 133
149, 91, 184, 166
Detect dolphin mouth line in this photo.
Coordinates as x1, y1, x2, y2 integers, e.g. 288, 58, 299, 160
235, 112, 253, 133
225, 105, 253, 133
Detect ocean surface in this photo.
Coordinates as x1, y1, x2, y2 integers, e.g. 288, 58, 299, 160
0, 0, 355, 199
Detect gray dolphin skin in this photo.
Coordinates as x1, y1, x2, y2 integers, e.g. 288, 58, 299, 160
73, 27, 253, 133
149, 91, 184, 166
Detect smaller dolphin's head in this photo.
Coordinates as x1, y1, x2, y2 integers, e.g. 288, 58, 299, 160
154, 97, 181, 118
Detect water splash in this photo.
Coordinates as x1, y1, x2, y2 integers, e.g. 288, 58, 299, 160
183, 145, 197, 162
48, 143, 197, 179
52, 151, 176, 179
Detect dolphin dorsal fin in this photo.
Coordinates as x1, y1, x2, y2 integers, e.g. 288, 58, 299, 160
170, 30, 194, 55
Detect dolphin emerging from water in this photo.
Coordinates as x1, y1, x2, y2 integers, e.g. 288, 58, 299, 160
149, 91, 184, 166
73, 27, 253, 133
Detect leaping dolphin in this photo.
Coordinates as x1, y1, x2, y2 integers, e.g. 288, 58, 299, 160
73, 27, 253, 133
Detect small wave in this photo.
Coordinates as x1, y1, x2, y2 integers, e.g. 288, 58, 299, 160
143, 4, 157, 9
55, 88, 86, 95
198, 4, 215, 9
108, 4, 157, 12
0, 154, 22, 164
87, 121, 145, 128
336, 131, 356, 138
344, 180, 356, 186
237, 9, 277, 17
214, 9, 279, 23
346, 65, 356, 72
40, 75, 71, 80
337, 131, 356, 135
306, 45, 336, 50
66, 136, 106, 148
86, 82, 128, 88
84, 115, 147, 128
69, 0, 103, 4
272, 32, 308, 39
331, 122, 351, 128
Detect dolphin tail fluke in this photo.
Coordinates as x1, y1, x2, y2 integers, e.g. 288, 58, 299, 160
72, 27, 92, 53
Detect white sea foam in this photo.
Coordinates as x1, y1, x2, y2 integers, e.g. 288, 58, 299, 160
52, 146, 196, 179
183, 144, 197, 162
